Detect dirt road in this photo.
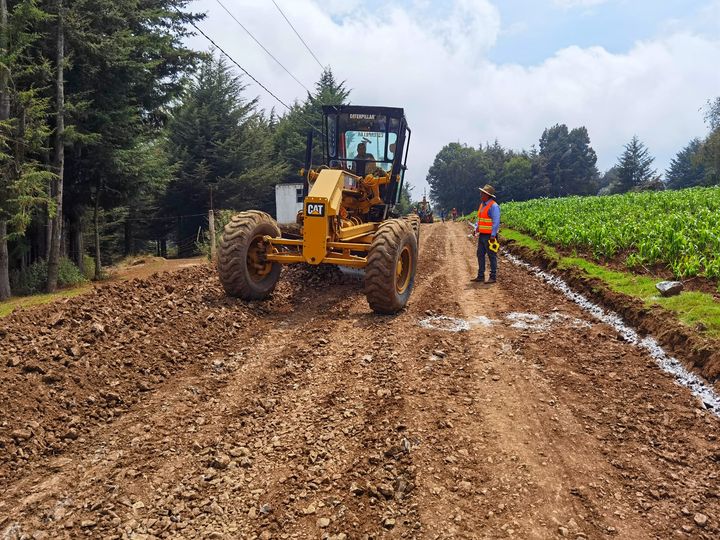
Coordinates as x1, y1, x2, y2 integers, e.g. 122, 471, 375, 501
1, 222, 719, 539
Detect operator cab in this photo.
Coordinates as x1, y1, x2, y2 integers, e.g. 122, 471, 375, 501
320, 105, 411, 213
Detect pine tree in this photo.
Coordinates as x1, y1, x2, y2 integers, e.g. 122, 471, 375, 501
666, 138, 705, 189
615, 136, 656, 192
57, 0, 202, 264
0, 0, 53, 300
536, 124, 598, 197
46, 0, 64, 293
162, 54, 283, 254
566, 126, 599, 195
273, 68, 349, 183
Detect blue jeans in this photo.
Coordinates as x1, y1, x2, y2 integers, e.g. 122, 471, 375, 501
476, 234, 497, 280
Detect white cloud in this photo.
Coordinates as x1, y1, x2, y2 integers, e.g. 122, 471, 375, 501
661, 0, 720, 36
437, 0, 502, 57
190, 0, 720, 194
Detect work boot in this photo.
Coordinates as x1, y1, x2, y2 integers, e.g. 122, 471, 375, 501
470, 276, 483, 282
485, 277, 496, 284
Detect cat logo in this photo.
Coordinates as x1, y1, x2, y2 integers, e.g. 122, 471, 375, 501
306, 203, 325, 217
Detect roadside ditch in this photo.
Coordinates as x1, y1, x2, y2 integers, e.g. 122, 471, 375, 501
502, 238, 720, 391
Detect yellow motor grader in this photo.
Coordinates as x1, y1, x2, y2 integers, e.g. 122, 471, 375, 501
217, 105, 419, 313
417, 194, 434, 223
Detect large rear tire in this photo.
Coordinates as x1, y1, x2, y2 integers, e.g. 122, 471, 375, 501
364, 219, 418, 314
217, 211, 281, 300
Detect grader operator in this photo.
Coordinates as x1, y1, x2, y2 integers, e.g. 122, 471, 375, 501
217, 105, 420, 314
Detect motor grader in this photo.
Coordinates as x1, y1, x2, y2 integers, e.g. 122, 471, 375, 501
417, 194, 434, 223
217, 105, 419, 314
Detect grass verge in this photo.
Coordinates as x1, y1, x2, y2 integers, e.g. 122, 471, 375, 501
502, 228, 720, 338
0, 284, 93, 318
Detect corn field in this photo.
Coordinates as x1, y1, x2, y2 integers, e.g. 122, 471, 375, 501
501, 187, 720, 278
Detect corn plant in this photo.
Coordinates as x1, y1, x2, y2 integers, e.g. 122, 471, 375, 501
502, 187, 720, 279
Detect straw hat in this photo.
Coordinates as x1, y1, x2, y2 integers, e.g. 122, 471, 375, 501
479, 184, 496, 198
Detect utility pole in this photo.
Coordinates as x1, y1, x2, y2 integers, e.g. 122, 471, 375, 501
208, 185, 216, 261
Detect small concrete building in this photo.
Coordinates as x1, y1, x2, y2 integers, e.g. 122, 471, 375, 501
275, 183, 304, 224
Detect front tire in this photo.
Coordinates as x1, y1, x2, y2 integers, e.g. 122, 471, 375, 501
217, 211, 281, 300
364, 219, 418, 314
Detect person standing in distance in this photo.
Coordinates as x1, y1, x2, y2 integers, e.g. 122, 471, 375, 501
471, 184, 500, 284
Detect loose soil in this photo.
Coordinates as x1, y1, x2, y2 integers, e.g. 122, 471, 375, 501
0, 257, 205, 320
106, 256, 206, 282
1, 222, 719, 539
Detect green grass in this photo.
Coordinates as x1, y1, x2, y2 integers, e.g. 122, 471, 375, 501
502, 228, 720, 338
502, 228, 556, 256
0, 285, 92, 318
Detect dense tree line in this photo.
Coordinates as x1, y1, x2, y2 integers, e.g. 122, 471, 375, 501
427, 124, 600, 214
0, 0, 353, 299
428, 99, 720, 214
669, 97, 720, 189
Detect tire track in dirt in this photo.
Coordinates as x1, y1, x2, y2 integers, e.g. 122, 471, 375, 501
1, 256, 428, 538
395, 226, 492, 537
258, 223, 452, 537
440, 225, 651, 539
219, 300, 421, 538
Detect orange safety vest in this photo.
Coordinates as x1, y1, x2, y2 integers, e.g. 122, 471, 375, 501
476, 200, 496, 235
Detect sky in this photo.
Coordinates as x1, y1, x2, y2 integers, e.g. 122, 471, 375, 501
188, 0, 720, 197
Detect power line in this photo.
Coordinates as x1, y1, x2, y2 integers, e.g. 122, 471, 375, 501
177, 10, 324, 138
182, 14, 292, 110
213, 0, 312, 94
270, 0, 325, 71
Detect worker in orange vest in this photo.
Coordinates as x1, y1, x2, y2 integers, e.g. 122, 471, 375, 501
471, 184, 500, 284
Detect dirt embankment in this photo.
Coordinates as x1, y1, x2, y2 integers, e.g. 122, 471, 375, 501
502, 240, 720, 384
1, 222, 719, 539
1, 267, 257, 480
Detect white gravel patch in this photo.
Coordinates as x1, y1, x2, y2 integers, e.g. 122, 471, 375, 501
418, 314, 499, 332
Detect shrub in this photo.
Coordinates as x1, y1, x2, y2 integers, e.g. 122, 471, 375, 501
58, 257, 87, 288
14, 257, 88, 295
82, 254, 96, 280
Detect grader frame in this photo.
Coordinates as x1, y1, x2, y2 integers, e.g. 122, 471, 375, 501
217, 105, 420, 314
